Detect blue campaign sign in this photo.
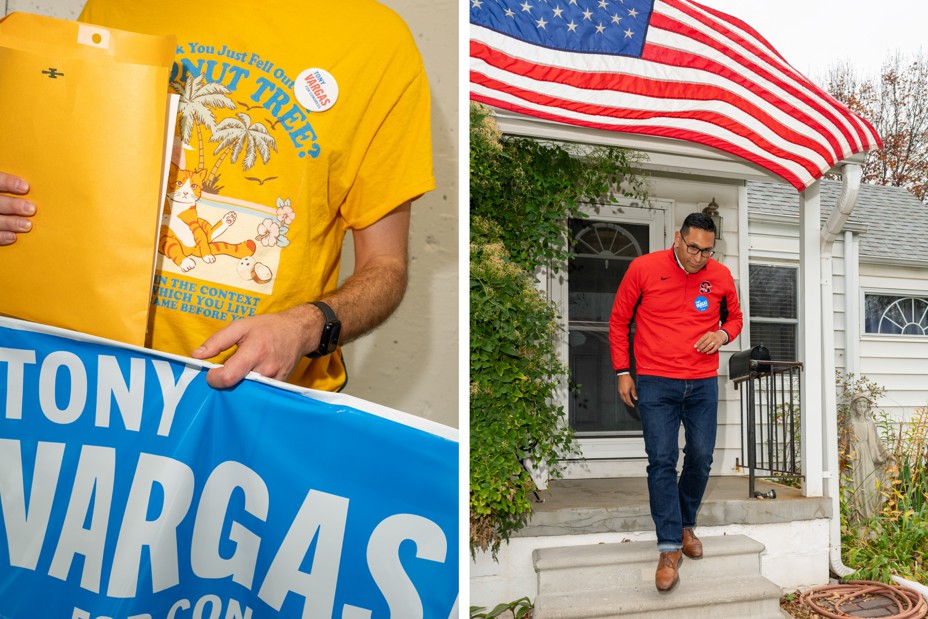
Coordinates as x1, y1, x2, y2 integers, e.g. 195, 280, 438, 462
0, 317, 458, 619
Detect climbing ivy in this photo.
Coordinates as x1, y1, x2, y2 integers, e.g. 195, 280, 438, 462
470, 104, 648, 272
470, 104, 647, 556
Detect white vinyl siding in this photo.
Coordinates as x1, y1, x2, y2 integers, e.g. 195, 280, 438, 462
859, 264, 928, 422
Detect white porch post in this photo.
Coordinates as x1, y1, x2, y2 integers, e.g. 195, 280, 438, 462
799, 182, 824, 497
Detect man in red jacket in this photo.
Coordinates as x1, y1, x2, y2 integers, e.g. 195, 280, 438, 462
609, 212, 743, 592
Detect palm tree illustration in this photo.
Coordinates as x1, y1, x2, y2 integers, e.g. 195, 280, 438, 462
172, 75, 236, 172
207, 112, 278, 189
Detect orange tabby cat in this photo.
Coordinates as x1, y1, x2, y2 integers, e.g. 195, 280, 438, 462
159, 165, 256, 272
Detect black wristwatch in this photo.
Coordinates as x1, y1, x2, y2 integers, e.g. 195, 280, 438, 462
307, 301, 341, 358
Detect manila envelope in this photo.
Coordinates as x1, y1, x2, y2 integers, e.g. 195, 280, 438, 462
0, 12, 176, 347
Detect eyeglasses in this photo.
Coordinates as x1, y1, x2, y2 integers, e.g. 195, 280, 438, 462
680, 234, 716, 258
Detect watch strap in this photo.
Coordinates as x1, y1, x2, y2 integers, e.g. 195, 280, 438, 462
309, 300, 337, 323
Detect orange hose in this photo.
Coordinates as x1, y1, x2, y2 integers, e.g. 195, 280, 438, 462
799, 580, 927, 619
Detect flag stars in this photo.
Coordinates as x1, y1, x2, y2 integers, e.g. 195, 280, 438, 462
624, 27, 634, 38
521, 1, 533, 12
568, 0, 578, 5
598, 0, 609, 7
627, 7, 639, 18
582, 8, 593, 20
471, 0, 483, 7
611, 12, 621, 23
567, 19, 578, 32
505, 7, 516, 17
552, 5, 564, 17
536, 16, 548, 28
595, 22, 606, 33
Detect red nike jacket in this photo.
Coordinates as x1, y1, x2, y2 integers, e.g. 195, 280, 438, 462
609, 247, 743, 379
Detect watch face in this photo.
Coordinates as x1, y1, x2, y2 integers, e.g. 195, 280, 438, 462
307, 302, 341, 358
325, 321, 342, 353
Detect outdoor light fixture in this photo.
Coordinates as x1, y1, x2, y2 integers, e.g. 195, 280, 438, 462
702, 197, 723, 240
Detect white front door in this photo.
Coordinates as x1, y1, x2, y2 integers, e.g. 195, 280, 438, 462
553, 201, 669, 462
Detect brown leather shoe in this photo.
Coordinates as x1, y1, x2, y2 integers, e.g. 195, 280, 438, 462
682, 528, 703, 559
655, 549, 682, 592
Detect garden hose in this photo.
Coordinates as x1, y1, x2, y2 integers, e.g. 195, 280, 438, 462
799, 580, 927, 619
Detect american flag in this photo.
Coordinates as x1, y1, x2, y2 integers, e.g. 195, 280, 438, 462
470, 0, 882, 191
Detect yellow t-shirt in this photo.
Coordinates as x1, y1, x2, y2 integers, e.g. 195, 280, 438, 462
79, 0, 435, 391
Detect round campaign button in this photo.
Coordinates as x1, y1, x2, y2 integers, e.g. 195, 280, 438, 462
694, 296, 709, 312
294, 68, 339, 112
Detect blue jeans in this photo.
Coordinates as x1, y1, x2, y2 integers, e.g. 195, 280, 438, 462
637, 375, 718, 552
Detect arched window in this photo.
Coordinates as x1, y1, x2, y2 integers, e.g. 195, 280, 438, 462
866, 294, 928, 335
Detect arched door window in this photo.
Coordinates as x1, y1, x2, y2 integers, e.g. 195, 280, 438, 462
574, 222, 643, 260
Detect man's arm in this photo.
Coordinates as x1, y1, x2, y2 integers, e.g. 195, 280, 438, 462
608, 260, 641, 375
192, 202, 411, 388
694, 270, 743, 354
317, 201, 411, 343
0, 172, 34, 246
609, 261, 642, 406
719, 276, 744, 342
693, 273, 743, 355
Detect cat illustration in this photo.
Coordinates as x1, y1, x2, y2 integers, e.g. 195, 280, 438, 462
159, 165, 256, 272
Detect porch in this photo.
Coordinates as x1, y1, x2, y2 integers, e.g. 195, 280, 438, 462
520, 475, 826, 538
470, 476, 833, 610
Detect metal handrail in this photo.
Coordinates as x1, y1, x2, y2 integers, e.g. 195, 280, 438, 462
732, 360, 803, 497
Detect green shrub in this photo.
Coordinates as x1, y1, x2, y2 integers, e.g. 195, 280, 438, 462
470, 597, 534, 619
470, 217, 574, 554
469, 104, 647, 555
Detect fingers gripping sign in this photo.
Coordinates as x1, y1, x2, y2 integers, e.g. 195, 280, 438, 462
191, 304, 323, 389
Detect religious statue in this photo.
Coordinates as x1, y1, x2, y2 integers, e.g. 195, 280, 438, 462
845, 392, 893, 526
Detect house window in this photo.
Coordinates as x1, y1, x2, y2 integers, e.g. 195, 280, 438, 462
749, 264, 798, 361
864, 294, 928, 335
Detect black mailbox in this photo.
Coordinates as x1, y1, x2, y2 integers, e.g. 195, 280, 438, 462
729, 344, 771, 379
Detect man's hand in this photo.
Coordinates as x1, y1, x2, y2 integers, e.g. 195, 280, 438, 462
617, 373, 637, 407
190, 203, 412, 389
694, 330, 727, 354
0, 173, 34, 246
191, 303, 322, 389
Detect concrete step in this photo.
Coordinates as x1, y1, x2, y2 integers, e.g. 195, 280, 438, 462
533, 574, 786, 619
533, 534, 787, 619
535, 534, 765, 593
